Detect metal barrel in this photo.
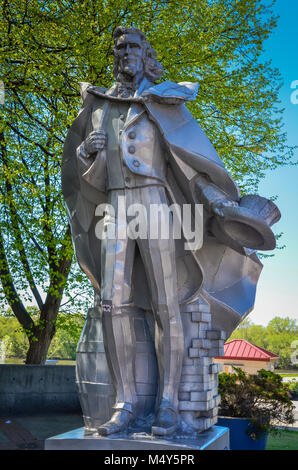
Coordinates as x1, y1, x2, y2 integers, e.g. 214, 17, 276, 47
76, 307, 158, 431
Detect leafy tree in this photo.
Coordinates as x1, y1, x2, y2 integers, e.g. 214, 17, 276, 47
0, 308, 85, 360
0, 308, 30, 358
47, 313, 85, 359
229, 316, 298, 369
2, 328, 29, 359
0, 0, 295, 363
266, 317, 298, 369
267, 317, 297, 335
230, 323, 267, 349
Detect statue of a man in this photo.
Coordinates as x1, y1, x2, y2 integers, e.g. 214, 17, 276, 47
62, 27, 280, 438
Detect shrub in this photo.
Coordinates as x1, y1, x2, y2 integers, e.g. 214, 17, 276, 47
218, 367, 295, 439
287, 379, 298, 399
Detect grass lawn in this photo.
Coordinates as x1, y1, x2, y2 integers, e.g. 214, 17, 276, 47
278, 373, 298, 378
276, 370, 298, 376
3, 358, 76, 365
267, 430, 298, 450
3, 358, 25, 364
55, 360, 76, 365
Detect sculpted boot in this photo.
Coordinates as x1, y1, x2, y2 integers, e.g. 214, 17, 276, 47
98, 408, 134, 436
151, 399, 178, 436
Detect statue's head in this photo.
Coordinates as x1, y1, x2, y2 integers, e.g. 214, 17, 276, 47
113, 26, 164, 83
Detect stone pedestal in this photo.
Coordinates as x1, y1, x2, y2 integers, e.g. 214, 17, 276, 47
45, 425, 229, 450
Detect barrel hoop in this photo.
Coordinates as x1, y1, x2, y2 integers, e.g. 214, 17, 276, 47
77, 342, 105, 353
76, 380, 156, 396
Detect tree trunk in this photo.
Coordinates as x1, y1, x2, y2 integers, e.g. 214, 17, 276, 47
25, 237, 72, 364
25, 307, 57, 364
26, 331, 53, 364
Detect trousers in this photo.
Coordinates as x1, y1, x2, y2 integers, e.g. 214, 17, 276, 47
100, 185, 184, 413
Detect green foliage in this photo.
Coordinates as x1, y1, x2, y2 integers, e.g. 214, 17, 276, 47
0, 306, 43, 357
0, 308, 85, 360
229, 316, 298, 369
218, 367, 295, 439
0, 315, 29, 358
2, 0, 294, 191
0, 0, 295, 360
287, 379, 298, 398
47, 313, 85, 359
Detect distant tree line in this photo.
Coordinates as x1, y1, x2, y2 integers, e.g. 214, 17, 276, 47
0, 307, 85, 361
229, 316, 298, 369
0, 308, 296, 368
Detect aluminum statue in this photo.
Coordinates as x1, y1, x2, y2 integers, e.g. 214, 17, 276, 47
61, 27, 280, 438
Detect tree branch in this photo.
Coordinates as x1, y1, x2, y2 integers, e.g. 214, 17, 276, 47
0, 133, 44, 310
0, 228, 35, 332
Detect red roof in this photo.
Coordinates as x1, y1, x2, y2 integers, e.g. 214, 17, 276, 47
215, 339, 279, 362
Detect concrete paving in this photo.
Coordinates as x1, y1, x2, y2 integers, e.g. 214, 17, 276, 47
0, 413, 84, 450
0, 404, 297, 450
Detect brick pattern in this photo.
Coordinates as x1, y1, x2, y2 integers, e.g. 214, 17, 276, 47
179, 298, 226, 432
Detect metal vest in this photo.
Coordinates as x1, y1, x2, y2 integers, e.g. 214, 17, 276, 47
102, 101, 168, 190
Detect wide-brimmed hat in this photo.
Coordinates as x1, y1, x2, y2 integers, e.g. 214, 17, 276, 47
210, 194, 281, 253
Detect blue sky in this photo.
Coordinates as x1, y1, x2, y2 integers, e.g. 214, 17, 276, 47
248, 0, 298, 325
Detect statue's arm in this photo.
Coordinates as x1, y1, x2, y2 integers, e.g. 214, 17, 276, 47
195, 174, 239, 217
72, 83, 107, 173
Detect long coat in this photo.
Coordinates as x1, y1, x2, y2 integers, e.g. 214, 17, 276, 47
62, 79, 262, 336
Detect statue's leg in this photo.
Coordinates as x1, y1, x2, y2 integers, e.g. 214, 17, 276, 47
98, 190, 137, 436
131, 186, 184, 435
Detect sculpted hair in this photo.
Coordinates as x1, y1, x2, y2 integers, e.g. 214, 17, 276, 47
113, 26, 164, 83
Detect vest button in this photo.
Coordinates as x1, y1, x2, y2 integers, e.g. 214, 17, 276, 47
128, 131, 136, 139
128, 145, 135, 154
133, 159, 140, 167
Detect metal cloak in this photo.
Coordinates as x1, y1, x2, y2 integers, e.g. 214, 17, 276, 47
61, 79, 262, 337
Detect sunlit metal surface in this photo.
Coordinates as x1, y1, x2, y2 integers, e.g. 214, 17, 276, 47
62, 27, 280, 439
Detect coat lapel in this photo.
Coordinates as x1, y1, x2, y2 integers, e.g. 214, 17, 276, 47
91, 79, 154, 131
123, 78, 154, 130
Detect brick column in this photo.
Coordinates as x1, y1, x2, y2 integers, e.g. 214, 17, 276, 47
179, 297, 226, 432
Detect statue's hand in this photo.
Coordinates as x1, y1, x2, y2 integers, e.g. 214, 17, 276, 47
83, 130, 107, 155
211, 199, 238, 217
